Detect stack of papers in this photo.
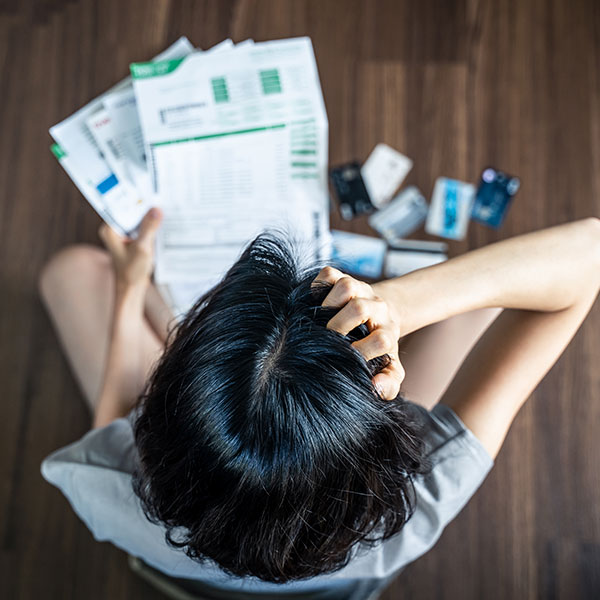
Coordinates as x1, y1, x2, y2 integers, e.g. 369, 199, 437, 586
50, 37, 331, 318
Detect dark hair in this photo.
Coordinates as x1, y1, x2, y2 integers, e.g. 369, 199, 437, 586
132, 231, 430, 583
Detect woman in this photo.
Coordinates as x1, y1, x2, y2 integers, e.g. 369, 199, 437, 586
39, 211, 600, 599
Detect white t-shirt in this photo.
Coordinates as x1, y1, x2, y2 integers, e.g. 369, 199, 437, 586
41, 402, 493, 595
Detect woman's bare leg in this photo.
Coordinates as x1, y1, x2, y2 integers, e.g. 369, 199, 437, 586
144, 282, 179, 345
399, 307, 504, 410
38, 244, 172, 415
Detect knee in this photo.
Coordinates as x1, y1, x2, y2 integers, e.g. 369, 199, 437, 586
38, 244, 110, 304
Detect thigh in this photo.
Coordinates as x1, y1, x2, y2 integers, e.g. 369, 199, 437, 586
398, 307, 503, 410
39, 245, 165, 414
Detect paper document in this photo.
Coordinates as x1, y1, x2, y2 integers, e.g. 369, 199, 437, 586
132, 37, 330, 289
49, 37, 195, 234
100, 38, 238, 192
50, 37, 331, 318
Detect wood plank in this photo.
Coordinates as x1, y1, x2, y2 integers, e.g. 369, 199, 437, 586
0, 1, 598, 598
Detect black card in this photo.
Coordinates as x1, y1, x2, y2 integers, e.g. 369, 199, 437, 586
329, 162, 375, 220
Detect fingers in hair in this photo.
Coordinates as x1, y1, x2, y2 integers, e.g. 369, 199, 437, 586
351, 326, 398, 361
372, 355, 405, 400
321, 275, 374, 309
326, 296, 387, 336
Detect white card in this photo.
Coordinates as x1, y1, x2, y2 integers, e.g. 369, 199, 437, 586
384, 249, 447, 278
425, 177, 475, 240
361, 143, 413, 208
368, 185, 428, 242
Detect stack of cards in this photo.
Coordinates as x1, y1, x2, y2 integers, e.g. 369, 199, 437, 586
337, 163, 520, 281
385, 239, 448, 278
329, 143, 413, 220
330, 136, 521, 244
330, 230, 448, 280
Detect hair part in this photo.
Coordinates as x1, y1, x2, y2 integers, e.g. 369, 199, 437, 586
132, 231, 431, 583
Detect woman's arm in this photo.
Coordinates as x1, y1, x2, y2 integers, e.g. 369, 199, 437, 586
440, 288, 599, 458
93, 208, 163, 429
93, 283, 149, 428
372, 217, 600, 337
374, 217, 600, 458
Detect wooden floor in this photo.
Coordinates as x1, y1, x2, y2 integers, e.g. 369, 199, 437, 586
1, 0, 599, 598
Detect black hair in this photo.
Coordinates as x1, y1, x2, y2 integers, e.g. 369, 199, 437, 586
132, 231, 430, 583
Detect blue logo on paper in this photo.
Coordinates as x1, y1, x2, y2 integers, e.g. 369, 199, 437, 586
96, 173, 119, 195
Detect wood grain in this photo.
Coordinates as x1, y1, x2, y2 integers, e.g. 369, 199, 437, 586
0, 1, 598, 598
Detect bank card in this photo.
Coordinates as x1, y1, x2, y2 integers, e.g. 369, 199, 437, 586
425, 177, 475, 240
385, 250, 447, 278
384, 239, 448, 278
330, 230, 387, 279
471, 167, 520, 228
329, 162, 375, 220
361, 143, 413, 208
368, 186, 428, 242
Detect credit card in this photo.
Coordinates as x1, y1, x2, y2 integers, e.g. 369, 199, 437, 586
471, 167, 520, 228
425, 177, 475, 240
329, 162, 375, 220
387, 239, 448, 253
384, 249, 447, 278
361, 143, 413, 208
368, 186, 428, 243
330, 230, 387, 279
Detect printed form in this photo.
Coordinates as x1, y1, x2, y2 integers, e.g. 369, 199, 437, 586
50, 37, 195, 235
132, 37, 330, 294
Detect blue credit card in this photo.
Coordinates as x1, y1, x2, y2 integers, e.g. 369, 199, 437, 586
330, 230, 387, 279
425, 177, 475, 240
471, 167, 520, 228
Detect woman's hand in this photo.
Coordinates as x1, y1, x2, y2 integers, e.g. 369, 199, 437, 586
312, 266, 405, 400
98, 207, 163, 290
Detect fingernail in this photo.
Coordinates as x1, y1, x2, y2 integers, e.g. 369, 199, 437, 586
149, 207, 160, 219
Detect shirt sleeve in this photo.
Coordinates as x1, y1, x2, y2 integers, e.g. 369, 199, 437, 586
347, 401, 494, 579
40, 418, 138, 536
39, 418, 214, 578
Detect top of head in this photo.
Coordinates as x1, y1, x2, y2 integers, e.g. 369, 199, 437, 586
132, 231, 428, 583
